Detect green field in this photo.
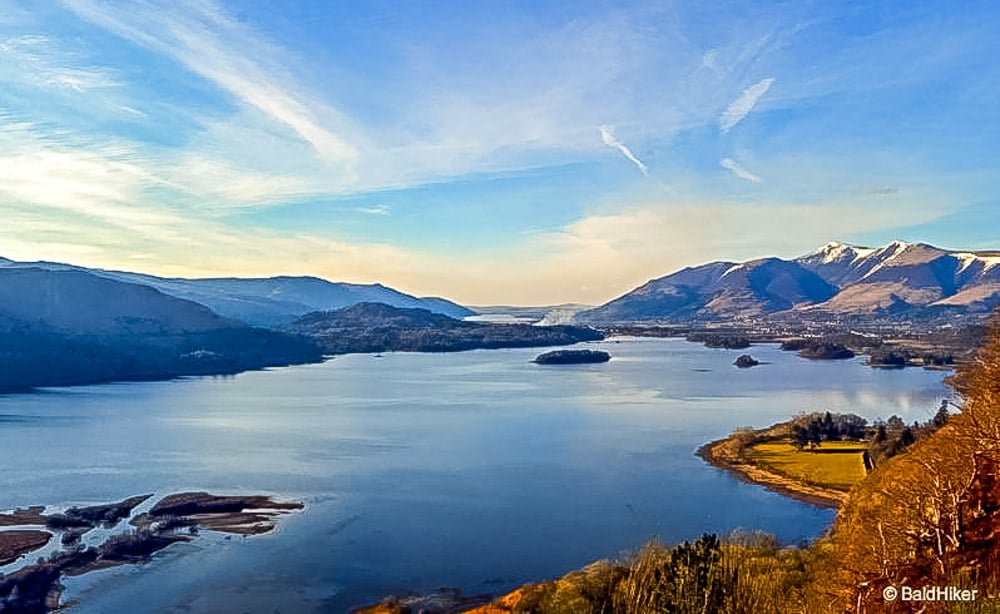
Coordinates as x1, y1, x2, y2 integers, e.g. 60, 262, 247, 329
748, 440, 868, 492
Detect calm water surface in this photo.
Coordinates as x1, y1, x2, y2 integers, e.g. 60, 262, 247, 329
0, 338, 951, 612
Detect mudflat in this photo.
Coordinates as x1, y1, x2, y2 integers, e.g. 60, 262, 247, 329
0, 530, 51, 566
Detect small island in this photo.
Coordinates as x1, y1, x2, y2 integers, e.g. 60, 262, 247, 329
780, 338, 855, 360
685, 332, 751, 349
532, 349, 611, 365
732, 354, 759, 368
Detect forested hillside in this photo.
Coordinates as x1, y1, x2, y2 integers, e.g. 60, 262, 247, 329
806, 316, 1000, 612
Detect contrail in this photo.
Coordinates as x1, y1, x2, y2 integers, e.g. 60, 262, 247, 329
720, 157, 762, 183
720, 77, 775, 133
600, 125, 649, 176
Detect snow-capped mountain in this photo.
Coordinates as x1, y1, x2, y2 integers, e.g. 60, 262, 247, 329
799, 241, 1000, 313
580, 257, 837, 322
579, 240, 1000, 322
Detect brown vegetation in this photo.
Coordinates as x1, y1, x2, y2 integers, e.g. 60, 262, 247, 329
446, 532, 812, 614
0, 531, 51, 566
806, 317, 1000, 612
0, 507, 47, 527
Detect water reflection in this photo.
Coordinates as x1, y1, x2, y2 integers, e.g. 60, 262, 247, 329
0, 338, 951, 613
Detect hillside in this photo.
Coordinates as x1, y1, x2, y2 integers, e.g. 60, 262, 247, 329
0, 267, 234, 335
0, 258, 473, 327
285, 302, 603, 354
579, 240, 1000, 323
806, 316, 1000, 611
100, 273, 475, 326
0, 268, 323, 392
581, 258, 836, 322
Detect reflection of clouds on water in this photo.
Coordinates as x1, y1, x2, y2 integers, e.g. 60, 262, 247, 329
782, 387, 950, 422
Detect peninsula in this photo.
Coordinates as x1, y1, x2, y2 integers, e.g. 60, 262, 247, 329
285, 302, 603, 354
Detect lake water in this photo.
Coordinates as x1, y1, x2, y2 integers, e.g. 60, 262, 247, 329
0, 338, 951, 612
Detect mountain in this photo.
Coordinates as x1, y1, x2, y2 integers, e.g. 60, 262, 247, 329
286, 302, 603, 354
98, 273, 475, 326
0, 267, 322, 392
795, 241, 880, 286
580, 258, 836, 322
0, 258, 473, 326
0, 267, 234, 335
579, 240, 1000, 323
799, 241, 1000, 314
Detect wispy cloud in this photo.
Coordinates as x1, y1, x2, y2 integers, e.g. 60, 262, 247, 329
719, 77, 775, 133
599, 125, 648, 175
0, 34, 119, 92
59, 0, 360, 169
357, 204, 390, 215
856, 184, 899, 196
720, 157, 762, 183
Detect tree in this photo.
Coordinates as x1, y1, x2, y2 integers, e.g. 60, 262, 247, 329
808, 420, 823, 449
933, 401, 950, 429
822, 411, 838, 441
807, 312, 1000, 612
792, 425, 809, 451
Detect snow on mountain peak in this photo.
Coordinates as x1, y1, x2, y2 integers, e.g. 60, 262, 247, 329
721, 263, 744, 277
810, 241, 875, 264
956, 252, 1000, 272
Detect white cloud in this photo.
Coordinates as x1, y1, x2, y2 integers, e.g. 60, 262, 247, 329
59, 0, 360, 169
357, 205, 390, 216
599, 125, 649, 175
719, 77, 775, 133
166, 154, 318, 208
720, 157, 762, 183
0, 33, 120, 93
0, 122, 183, 235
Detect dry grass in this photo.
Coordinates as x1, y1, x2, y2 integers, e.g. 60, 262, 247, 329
748, 440, 868, 492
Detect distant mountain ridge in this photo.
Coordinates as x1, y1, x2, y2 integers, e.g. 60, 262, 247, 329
0, 267, 323, 392
580, 240, 1000, 323
0, 267, 234, 335
0, 258, 473, 326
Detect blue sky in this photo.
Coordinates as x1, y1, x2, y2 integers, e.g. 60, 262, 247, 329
1, 0, 998, 304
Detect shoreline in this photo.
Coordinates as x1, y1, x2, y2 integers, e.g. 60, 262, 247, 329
0, 492, 303, 613
695, 438, 847, 509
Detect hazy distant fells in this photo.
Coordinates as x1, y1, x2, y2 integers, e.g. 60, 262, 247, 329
1, 239, 998, 391
0, 258, 587, 391
580, 241, 1000, 323
0, 267, 324, 392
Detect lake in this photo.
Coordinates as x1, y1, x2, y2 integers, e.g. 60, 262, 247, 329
0, 338, 951, 612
